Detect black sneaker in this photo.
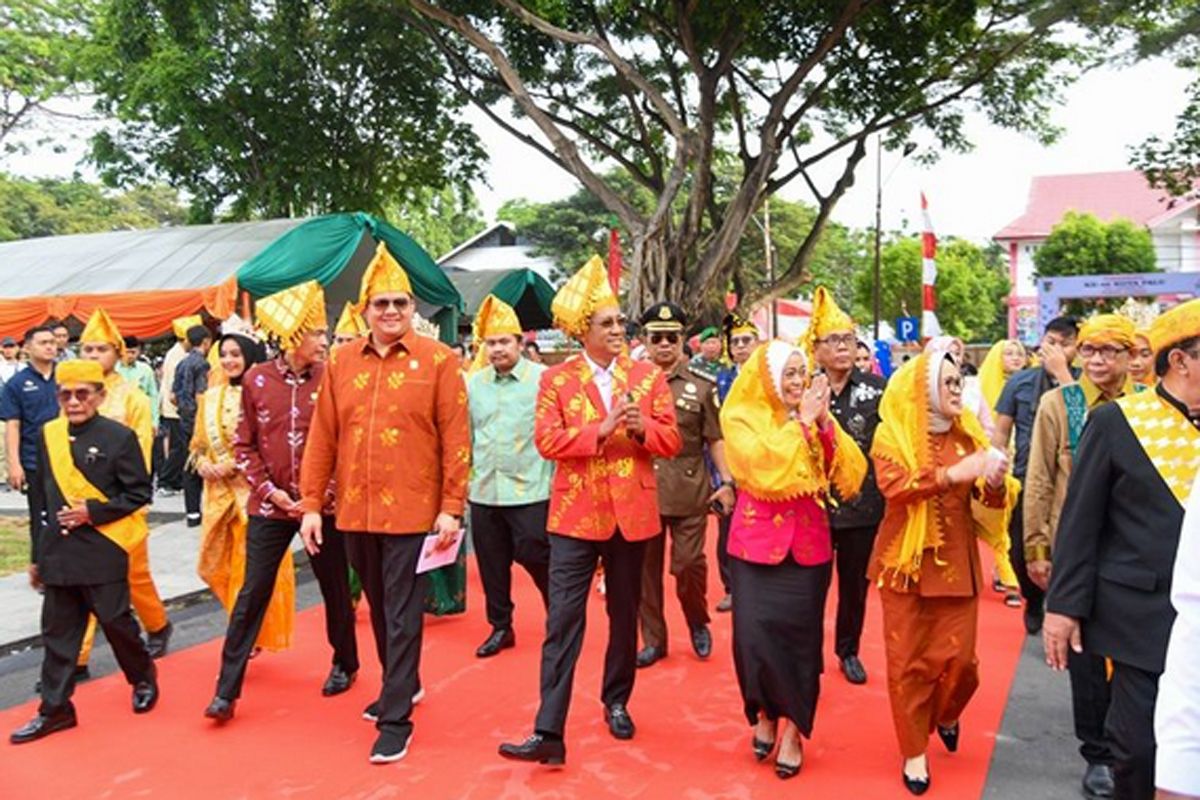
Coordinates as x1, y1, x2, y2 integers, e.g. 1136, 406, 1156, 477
369, 730, 411, 764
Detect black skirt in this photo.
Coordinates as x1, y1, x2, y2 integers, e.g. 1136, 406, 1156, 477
730, 555, 832, 736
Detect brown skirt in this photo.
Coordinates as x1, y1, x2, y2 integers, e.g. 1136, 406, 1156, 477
879, 588, 980, 758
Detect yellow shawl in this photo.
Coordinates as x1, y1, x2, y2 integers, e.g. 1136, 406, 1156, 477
871, 351, 1017, 582
978, 339, 1023, 413
719, 340, 865, 502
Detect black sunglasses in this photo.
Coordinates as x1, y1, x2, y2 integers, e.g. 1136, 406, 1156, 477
370, 297, 411, 312
649, 332, 680, 345
58, 388, 97, 403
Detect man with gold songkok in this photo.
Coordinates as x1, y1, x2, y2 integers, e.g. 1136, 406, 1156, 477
1024, 313, 1143, 799
805, 287, 885, 687
333, 301, 369, 347
466, 295, 551, 659
1045, 299, 1200, 800
204, 280, 359, 725
299, 245, 469, 764
11, 360, 157, 744
77, 309, 171, 667
499, 256, 681, 766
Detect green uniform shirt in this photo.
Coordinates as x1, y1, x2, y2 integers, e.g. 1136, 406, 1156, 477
116, 360, 160, 427
467, 357, 553, 507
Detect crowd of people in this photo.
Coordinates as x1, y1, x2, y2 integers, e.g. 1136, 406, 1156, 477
0, 244, 1198, 800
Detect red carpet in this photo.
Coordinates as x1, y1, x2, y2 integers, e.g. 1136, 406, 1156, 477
0, 529, 1026, 798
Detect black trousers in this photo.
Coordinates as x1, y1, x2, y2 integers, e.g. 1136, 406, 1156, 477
159, 417, 185, 491
24, 467, 47, 560
534, 532, 647, 737
832, 524, 878, 659
345, 532, 425, 741
470, 501, 550, 631
639, 514, 710, 650
216, 516, 358, 700
39, 580, 154, 715
717, 509, 733, 595
1007, 489, 1044, 611
1105, 661, 1159, 800
1069, 648, 1113, 766
179, 418, 202, 518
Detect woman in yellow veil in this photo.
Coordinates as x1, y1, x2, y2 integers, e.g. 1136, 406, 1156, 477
192, 333, 294, 653
720, 339, 866, 780
868, 347, 1016, 794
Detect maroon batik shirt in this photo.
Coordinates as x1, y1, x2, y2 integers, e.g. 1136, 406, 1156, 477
234, 357, 334, 519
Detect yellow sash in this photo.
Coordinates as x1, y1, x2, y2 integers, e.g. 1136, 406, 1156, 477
44, 417, 147, 553
1116, 390, 1200, 507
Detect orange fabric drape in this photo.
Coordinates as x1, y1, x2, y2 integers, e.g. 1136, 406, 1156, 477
0, 275, 238, 339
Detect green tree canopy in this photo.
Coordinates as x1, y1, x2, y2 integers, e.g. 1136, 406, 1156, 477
409, 0, 1098, 315
1032, 211, 1158, 279
0, 172, 186, 241
386, 185, 487, 261
84, 0, 485, 221
853, 236, 1010, 343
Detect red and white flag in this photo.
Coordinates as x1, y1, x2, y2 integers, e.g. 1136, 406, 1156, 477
920, 192, 942, 339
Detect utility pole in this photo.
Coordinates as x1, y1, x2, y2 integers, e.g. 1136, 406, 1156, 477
873, 135, 883, 340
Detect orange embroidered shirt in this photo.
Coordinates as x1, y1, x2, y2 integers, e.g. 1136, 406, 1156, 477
299, 330, 470, 535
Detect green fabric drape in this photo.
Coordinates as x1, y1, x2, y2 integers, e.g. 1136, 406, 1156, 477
236, 212, 463, 343
489, 269, 555, 330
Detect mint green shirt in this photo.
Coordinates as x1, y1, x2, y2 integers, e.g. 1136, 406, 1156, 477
467, 357, 553, 506
116, 359, 160, 427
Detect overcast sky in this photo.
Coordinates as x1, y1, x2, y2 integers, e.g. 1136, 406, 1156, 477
9, 55, 1191, 245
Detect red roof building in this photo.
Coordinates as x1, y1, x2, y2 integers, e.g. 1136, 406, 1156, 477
994, 170, 1200, 341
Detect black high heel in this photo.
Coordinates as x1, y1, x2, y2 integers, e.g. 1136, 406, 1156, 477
902, 762, 931, 795
937, 721, 960, 753
751, 736, 775, 762
774, 740, 803, 779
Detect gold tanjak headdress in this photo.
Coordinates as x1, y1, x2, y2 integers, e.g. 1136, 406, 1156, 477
57, 359, 105, 386
255, 280, 327, 353
334, 302, 369, 338
1078, 313, 1137, 348
1149, 298, 1200, 355
172, 315, 203, 341
80, 308, 125, 355
358, 242, 413, 312
802, 286, 854, 364
551, 255, 619, 339
469, 294, 522, 374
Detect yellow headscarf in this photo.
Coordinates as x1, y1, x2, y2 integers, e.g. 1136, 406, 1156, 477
1149, 298, 1200, 355
334, 302, 369, 338
1078, 313, 1137, 348
469, 294, 522, 374
719, 340, 865, 502
172, 315, 203, 341
978, 339, 1025, 412
871, 350, 1016, 584
255, 280, 327, 353
358, 242, 413, 312
79, 308, 125, 355
57, 359, 105, 386
551, 255, 619, 339
802, 286, 854, 365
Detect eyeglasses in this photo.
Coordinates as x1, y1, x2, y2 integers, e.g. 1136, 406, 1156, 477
730, 335, 757, 347
593, 315, 628, 331
370, 297, 411, 312
648, 332, 680, 345
942, 376, 964, 393
1079, 344, 1127, 361
57, 388, 96, 403
817, 334, 856, 349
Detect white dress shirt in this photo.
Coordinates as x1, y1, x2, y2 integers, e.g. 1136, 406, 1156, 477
1156, 470, 1200, 796
583, 352, 616, 412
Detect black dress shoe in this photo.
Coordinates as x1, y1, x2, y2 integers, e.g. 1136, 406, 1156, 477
132, 679, 158, 713
690, 625, 712, 659
204, 697, 236, 723
1082, 763, 1115, 799
475, 628, 515, 658
936, 721, 959, 753
10, 708, 77, 744
321, 664, 356, 696
498, 733, 566, 766
840, 655, 868, 685
902, 768, 931, 796
715, 594, 733, 613
1023, 607, 1043, 635
636, 645, 666, 669
146, 621, 173, 659
752, 735, 775, 762
604, 703, 635, 740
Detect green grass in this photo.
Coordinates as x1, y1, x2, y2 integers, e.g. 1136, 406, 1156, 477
0, 516, 30, 577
